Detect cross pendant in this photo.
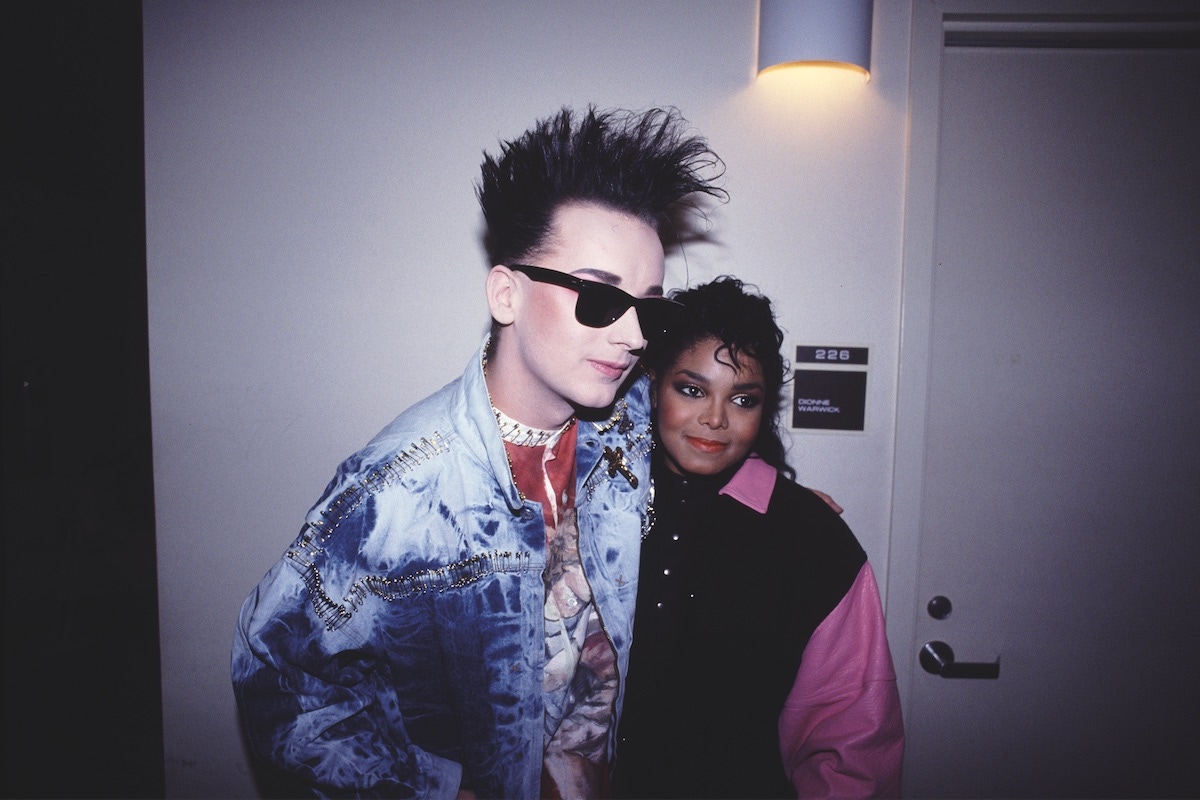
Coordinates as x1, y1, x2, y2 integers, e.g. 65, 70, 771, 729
602, 445, 638, 488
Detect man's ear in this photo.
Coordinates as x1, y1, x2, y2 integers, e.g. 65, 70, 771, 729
485, 265, 518, 326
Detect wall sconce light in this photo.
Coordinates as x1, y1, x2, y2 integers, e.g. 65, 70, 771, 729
757, 0, 874, 80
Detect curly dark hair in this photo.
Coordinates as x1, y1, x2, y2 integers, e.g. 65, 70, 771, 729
644, 276, 794, 479
476, 106, 726, 266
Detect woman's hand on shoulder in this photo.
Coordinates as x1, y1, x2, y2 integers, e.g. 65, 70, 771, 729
810, 488, 844, 515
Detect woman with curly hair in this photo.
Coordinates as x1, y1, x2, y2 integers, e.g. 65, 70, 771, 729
613, 277, 904, 798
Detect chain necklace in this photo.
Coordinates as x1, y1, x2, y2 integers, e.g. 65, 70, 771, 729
481, 338, 576, 502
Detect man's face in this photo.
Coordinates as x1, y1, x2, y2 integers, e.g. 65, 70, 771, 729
494, 202, 665, 427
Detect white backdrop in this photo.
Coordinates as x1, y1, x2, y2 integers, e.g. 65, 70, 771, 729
142, 2, 911, 795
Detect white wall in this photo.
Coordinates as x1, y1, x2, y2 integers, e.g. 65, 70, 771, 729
143, 1, 912, 795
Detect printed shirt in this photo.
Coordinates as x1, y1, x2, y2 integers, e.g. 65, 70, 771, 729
503, 421, 618, 798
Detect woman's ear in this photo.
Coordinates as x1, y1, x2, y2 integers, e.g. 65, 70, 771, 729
485, 265, 518, 326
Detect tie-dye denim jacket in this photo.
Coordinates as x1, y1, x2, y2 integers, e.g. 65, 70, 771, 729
232, 340, 652, 799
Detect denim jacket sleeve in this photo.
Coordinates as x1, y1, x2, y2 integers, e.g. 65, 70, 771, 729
231, 412, 476, 799
233, 555, 463, 799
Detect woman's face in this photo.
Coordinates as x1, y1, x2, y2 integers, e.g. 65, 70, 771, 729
652, 335, 765, 477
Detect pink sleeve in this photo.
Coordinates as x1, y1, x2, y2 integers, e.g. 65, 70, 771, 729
779, 563, 905, 798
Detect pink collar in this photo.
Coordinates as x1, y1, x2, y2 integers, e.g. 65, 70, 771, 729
717, 455, 777, 514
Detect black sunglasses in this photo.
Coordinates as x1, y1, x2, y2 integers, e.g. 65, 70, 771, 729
508, 264, 683, 337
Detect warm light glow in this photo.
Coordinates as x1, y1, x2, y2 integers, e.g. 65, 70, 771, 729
753, 62, 872, 97
758, 60, 870, 82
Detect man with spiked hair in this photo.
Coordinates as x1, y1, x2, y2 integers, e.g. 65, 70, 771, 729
233, 106, 724, 798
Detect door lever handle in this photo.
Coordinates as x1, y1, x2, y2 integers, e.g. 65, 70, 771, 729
920, 640, 1000, 679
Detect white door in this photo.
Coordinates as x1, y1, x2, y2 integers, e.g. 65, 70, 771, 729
887, 4, 1200, 797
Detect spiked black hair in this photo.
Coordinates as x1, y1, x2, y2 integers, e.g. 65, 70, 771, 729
477, 106, 726, 266
645, 276, 794, 479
